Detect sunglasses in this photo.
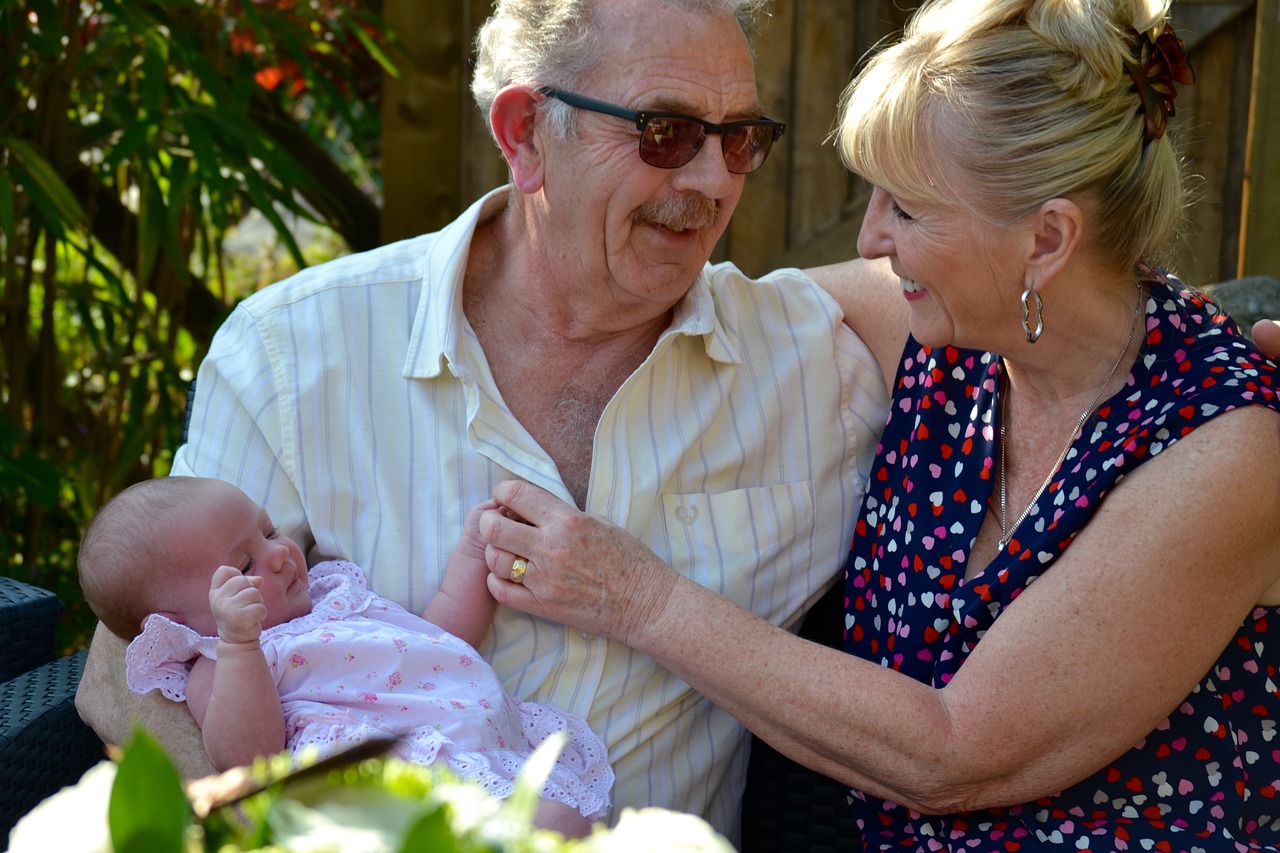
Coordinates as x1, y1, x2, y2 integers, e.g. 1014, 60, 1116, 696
537, 87, 786, 175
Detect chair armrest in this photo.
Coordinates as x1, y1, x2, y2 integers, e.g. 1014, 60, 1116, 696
0, 650, 105, 848
0, 577, 61, 683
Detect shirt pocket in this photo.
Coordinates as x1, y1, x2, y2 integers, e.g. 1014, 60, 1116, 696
661, 482, 816, 613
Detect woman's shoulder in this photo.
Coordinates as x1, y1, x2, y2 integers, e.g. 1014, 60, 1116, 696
1144, 281, 1279, 409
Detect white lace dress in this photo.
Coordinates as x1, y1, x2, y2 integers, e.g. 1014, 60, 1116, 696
125, 560, 613, 820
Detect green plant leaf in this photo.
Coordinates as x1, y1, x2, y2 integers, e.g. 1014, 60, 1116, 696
4, 135, 88, 228
0, 444, 62, 507
400, 807, 465, 853
0, 173, 14, 242
108, 729, 191, 853
342, 14, 400, 79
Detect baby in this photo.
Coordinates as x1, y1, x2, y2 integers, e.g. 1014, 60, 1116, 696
77, 476, 612, 837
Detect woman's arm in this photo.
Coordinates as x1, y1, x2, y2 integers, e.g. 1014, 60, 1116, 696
422, 501, 499, 649
480, 406, 1280, 813
186, 566, 286, 771
805, 256, 910, 391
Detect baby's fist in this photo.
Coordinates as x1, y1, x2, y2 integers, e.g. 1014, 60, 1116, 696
210, 564, 267, 643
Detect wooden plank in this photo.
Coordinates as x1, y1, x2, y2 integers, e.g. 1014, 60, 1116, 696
1239, 0, 1280, 276
1169, 9, 1248, 284
788, 0, 859, 246
462, 1, 509, 204
380, 1, 468, 242
720, 0, 796, 274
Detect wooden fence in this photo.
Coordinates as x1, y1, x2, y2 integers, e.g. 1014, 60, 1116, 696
380, 0, 1279, 286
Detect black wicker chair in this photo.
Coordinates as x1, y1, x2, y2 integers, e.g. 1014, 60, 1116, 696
740, 580, 862, 852
0, 577, 105, 848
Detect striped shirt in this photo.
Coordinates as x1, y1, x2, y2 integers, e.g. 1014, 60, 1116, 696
172, 187, 889, 840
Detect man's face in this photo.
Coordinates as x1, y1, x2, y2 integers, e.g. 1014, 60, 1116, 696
532, 0, 763, 317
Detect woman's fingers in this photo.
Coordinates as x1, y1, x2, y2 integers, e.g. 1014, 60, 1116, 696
1252, 318, 1280, 360
491, 479, 566, 525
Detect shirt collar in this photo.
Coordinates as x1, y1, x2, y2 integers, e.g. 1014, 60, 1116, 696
403, 187, 743, 379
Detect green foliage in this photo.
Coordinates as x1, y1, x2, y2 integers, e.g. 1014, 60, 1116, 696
109, 730, 192, 853
120, 731, 577, 852
10, 731, 738, 853
0, 0, 390, 651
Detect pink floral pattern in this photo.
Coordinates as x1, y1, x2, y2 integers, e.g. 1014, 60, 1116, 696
125, 561, 614, 822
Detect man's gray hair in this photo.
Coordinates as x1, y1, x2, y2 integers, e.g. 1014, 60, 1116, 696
472, 0, 768, 139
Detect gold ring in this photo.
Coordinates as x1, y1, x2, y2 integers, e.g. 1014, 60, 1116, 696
510, 558, 528, 584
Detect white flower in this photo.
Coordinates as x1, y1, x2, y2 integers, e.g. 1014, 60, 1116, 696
8, 761, 116, 853
583, 808, 736, 853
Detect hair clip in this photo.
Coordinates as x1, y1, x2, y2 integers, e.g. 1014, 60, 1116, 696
1125, 23, 1195, 145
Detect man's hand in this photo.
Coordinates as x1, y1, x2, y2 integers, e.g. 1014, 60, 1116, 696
210, 565, 266, 644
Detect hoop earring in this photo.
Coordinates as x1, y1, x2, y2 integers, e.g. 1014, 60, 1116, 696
1020, 288, 1044, 343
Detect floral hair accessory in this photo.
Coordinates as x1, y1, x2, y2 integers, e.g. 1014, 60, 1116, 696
1125, 23, 1196, 145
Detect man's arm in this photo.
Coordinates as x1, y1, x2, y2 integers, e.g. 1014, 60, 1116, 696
75, 623, 215, 778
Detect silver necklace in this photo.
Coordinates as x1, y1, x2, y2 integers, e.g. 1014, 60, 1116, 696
996, 286, 1144, 555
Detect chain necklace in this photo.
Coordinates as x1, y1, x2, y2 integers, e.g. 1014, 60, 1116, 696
996, 286, 1144, 555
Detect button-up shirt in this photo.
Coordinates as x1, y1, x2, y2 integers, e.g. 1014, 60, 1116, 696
172, 187, 889, 840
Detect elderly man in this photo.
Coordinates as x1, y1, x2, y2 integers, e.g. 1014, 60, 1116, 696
77, 0, 889, 840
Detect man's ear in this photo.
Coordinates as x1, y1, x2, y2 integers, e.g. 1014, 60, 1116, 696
490, 85, 546, 193
1026, 197, 1084, 284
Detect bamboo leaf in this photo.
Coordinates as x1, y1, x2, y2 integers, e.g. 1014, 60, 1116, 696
102, 120, 154, 174
134, 166, 163, 287
4, 135, 88, 229
0, 173, 14, 243
343, 13, 400, 79
244, 175, 307, 270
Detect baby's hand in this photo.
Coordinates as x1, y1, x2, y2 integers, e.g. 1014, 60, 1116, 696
210, 564, 267, 644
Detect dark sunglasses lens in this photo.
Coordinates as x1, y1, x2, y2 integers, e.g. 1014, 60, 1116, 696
723, 125, 775, 174
640, 117, 706, 168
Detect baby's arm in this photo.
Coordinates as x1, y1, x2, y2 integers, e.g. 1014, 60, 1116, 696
185, 565, 286, 770
422, 501, 499, 649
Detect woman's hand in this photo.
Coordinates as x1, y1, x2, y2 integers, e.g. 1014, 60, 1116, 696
209, 564, 266, 644
478, 480, 679, 648
1252, 318, 1280, 359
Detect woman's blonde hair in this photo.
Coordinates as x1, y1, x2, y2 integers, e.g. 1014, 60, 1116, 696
835, 0, 1187, 272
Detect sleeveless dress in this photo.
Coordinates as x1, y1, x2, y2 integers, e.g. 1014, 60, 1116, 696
844, 280, 1280, 851
126, 560, 614, 820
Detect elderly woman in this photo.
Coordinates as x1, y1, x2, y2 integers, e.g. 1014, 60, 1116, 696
476, 0, 1280, 849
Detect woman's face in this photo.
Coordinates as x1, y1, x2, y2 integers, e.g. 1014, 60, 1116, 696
856, 184, 1030, 351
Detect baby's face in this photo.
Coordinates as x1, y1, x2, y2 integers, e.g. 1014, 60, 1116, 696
165, 481, 312, 635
